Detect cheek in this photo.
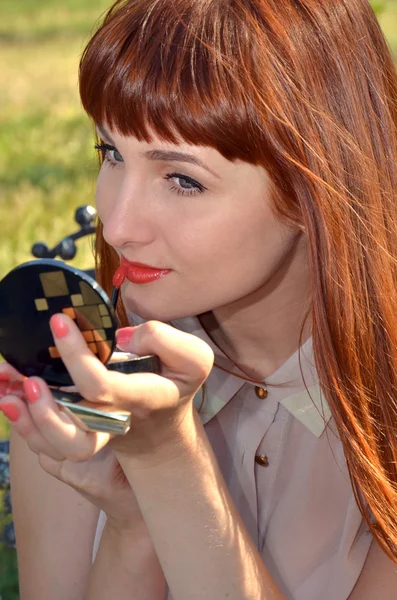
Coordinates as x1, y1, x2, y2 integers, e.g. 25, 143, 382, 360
174, 208, 301, 301
95, 167, 117, 221
173, 206, 281, 270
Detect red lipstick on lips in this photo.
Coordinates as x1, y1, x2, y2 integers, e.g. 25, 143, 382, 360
112, 256, 172, 287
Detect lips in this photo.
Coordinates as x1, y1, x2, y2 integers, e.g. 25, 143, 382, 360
113, 256, 172, 287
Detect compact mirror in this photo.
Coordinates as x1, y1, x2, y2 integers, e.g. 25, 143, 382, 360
0, 259, 160, 435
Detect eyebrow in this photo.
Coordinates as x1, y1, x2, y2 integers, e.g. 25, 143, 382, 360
96, 124, 220, 179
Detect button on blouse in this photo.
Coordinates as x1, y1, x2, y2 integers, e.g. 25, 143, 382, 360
93, 314, 373, 600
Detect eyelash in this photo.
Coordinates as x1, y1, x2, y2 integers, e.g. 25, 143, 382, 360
94, 143, 207, 197
164, 173, 206, 196
95, 143, 121, 168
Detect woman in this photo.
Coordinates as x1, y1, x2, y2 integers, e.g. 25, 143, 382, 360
2, 0, 397, 598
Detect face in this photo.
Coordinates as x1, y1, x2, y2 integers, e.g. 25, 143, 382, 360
96, 126, 304, 322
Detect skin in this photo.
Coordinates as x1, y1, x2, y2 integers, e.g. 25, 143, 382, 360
96, 126, 311, 378
2, 130, 396, 599
2, 130, 310, 599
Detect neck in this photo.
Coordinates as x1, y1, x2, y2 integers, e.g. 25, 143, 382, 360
199, 235, 311, 380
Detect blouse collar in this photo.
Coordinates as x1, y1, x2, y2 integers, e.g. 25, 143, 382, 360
130, 312, 332, 437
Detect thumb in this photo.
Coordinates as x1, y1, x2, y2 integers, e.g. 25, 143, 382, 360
116, 321, 214, 386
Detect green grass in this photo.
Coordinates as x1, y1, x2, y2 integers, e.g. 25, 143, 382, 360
0, 10, 107, 278
0, 2, 111, 598
0, 0, 109, 42
378, 1, 397, 58
0, 1, 396, 598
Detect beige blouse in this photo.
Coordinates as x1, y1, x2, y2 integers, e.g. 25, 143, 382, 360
93, 315, 373, 599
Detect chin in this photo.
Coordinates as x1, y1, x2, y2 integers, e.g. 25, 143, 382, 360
122, 294, 190, 324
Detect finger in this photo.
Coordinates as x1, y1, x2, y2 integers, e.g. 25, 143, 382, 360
23, 377, 111, 461
116, 321, 214, 385
38, 449, 126, 510
50, 315, 211, 420
0, 362, 25, 382
49, 313, 147, 415
0, 396, 65, 461
49, 314, 112, 403
58, 385, 78, 392
102, 370, 179, 415
38, 453, 64, 479
38, 445, 115, 490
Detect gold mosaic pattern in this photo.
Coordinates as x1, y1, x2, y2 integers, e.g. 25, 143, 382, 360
80, 281, 102, 305
34, 269, 113, 363
35, 298, 49, 311
71, 294, 84, 307
39, 271, 69, 298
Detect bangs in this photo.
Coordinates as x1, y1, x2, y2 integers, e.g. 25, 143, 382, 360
79, 0, 267, 164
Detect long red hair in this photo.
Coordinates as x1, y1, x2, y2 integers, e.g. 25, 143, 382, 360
79, 0, 397, 559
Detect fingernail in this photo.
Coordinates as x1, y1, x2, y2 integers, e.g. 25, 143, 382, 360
23, 379, 41, 404
0, 382, 25, 400
0, 374, 10, 381
50, 314, 69, 339
0, 404, 21, 422
116, 328, 134, 347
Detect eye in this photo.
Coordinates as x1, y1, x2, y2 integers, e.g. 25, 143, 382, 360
95, 143, 124, 165
164, 172, 206, 196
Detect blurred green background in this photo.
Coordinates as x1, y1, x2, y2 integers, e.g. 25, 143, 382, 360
0, 2, 112, 597
0, 0, 396, 598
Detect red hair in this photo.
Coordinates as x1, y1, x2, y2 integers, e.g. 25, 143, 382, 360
80, 0, 397, 558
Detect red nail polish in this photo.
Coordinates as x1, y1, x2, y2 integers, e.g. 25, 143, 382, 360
116, 328, 134, 347
23, 379, 41, 404
0, 404, 21, 422
50, 314, 69, 338
0, 381, 25, 400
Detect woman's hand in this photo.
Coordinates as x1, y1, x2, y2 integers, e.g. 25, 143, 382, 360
0, 312, 214, 495
105, 319, 215, 461
0, 363, 144, 531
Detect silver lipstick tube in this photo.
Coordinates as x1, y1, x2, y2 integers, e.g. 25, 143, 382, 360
52, 390, 131, 436
50, 353, 160, 436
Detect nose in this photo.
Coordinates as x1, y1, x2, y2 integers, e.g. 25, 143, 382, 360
100, 176, 155, 250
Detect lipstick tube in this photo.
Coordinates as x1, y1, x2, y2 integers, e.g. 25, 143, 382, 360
0, 381, 131, 436
52, 390, 131, 435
